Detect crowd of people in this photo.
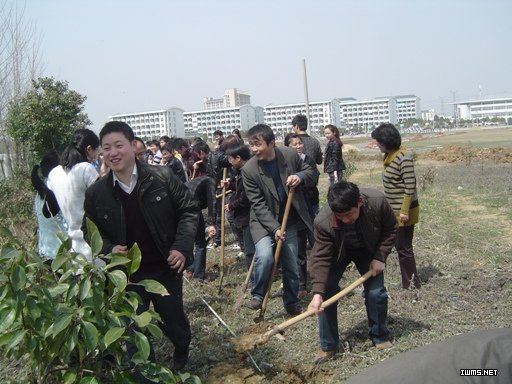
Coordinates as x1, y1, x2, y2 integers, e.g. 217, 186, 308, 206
31, 115, 421, 379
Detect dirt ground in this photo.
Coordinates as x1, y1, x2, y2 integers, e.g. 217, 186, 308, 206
167, 148, 512, 384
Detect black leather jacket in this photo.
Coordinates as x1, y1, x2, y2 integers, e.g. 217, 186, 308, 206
83, 161, 199, 266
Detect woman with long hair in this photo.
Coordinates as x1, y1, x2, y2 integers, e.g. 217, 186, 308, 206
323, 124, 346, 186
47, 128, 100, 262
31, 150, 67, 260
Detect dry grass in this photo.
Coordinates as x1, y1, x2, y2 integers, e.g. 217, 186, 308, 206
165, 155, 512, 383
1, 138, 511, 383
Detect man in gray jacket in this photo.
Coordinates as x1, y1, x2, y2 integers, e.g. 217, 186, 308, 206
242, 124, 318, 315
292, 114, 323, 165
308, 181, 397, 364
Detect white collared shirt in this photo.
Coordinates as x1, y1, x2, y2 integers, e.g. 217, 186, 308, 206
112, 165, 138, 194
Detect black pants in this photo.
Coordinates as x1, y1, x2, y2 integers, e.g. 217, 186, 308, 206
128, 269, 191, 358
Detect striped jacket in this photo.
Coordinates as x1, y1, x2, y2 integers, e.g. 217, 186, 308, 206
381, 146, 419, 227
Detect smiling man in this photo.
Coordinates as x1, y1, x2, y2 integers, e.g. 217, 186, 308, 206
308, 180, 397, 364
83, 121, 199, 377
242, 124, 318, 316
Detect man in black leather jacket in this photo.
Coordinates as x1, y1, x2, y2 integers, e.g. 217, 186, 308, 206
84, 121, 199, 376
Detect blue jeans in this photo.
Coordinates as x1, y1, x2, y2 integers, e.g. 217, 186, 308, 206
318, 249, 389, 351
188, 213, 207, 280
251, 223, 300, 311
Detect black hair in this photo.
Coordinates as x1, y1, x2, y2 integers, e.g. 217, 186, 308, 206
247, 124, 275, 144
220, 134, 242, 152
161, 143, 174, 155
226, 144, 251, 161
284, 133, 302, 147
171, 137, 188, 150
159, 135, 171, 143
31, 150, 61, 217
291, 114, 308, 131
192, 140, 210, 154
327, 180, 360, 213
325, 124, 343, 146
148, 139, 159, 147
231, 128, 242, 140
99, 121, 135, 143
134, 136, 145, 147
371, 123, 401, 151
213, 130, 224, 137
60, 128, 99, 171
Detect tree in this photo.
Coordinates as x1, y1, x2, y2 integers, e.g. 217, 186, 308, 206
0, 219, 199, 383
5, 77, 91, 159
0, 1, 42, 173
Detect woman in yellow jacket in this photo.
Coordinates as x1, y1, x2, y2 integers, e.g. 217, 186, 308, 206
371, 123, 420, 289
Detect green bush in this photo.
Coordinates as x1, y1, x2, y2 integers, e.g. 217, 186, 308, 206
0, 219, 197, 383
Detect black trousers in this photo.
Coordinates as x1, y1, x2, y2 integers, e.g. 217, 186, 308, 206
128, 269, 191, 354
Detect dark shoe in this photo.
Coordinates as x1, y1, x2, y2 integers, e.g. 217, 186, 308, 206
173, 345, 189, 371
245, 297, 262, 310
298, 289, 308, 299
286, 306, 302, 316
314, 349, 336, 364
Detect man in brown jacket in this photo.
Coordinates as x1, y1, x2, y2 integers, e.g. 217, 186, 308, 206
308, 181, 397, 363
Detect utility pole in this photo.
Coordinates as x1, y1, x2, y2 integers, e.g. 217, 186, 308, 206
302, 59, 311, 135
450, 90, 458, 129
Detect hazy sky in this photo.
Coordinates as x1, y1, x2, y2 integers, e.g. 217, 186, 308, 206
24, 0, 512, 131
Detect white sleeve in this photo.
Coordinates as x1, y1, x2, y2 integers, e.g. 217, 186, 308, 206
82, 163, 99, 188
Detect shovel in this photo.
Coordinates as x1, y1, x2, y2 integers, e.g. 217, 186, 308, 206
233, 270, 373, 353
218, 167, 228, 294
232, 255, 256, 310
255, 187, 295, 322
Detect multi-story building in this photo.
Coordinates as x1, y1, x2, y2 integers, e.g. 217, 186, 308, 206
454, 97, 512, 122
108, 108, 185, 140
339, 97, 397, 131
108, 93, 426, 141
203, 88, 251, 110
395, 95, 421, 122
263, 100, 340, 139
183, 105, 264, 140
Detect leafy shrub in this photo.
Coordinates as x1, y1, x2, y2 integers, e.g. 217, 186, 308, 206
0, 219, 197, 383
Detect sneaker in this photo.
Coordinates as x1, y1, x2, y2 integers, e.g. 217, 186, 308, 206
314, 350, 336, 364
375, 340, 393, 350
229, 243, 241, 250
245, 297, 262, 310
173, 345, 189, 371
206, 242, 219, 249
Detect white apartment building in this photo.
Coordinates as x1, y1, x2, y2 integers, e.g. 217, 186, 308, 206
395, 95, 421, 122
454, 97, 512, 121
183, 105, 264, 140
339, 97, 397, 130
109, 108, 185, 140
263, 100, 340, 139
203, 88, 251, 110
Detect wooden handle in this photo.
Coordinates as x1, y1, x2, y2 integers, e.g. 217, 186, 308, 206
266, 270, 373, 337
233, 255, 256, 310
218, 168, 229, 293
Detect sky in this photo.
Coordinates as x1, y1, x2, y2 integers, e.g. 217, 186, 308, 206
23, 0, 512, 131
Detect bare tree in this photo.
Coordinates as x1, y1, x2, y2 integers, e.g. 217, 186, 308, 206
0, 1, 42, 176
